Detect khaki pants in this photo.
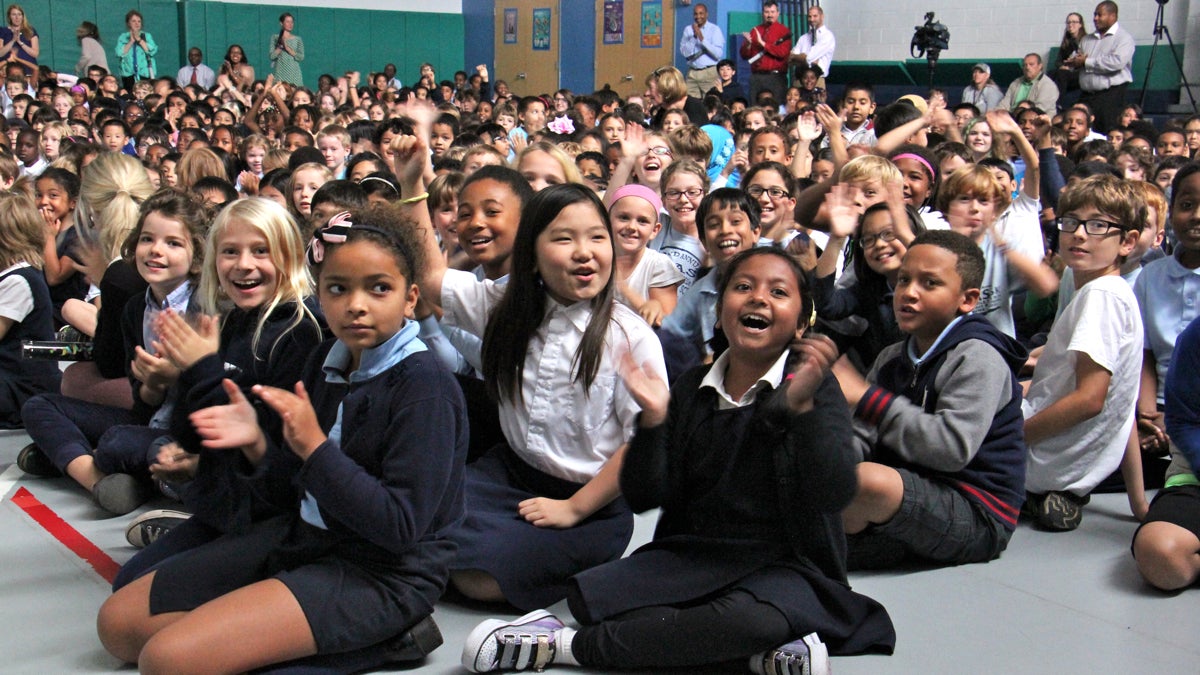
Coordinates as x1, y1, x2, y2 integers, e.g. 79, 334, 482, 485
687, 66, 718, 99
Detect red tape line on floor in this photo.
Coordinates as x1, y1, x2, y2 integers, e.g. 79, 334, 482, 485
11, 486, 119, 584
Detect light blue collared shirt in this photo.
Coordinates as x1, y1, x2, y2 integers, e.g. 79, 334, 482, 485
300, 318, 427, 529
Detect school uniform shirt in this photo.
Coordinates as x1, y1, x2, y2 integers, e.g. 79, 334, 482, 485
0, 263, 60, 423
1132, 249, 1200, 405
440, 269, 666, 484
1023, 275, 1142, 495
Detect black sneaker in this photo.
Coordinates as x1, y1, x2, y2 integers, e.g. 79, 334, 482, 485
1036, 491, 1089, 531
125, 509, 191, 548
383, 615, 443, 663
16, 443, 61, 477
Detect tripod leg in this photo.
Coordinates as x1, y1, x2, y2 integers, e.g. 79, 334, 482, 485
1158, 27, 1199, 113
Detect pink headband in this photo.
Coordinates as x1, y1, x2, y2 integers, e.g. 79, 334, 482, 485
891, 153, 936, 180
605, 183, 663, 214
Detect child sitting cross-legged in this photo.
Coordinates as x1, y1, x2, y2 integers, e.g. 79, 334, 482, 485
833, 230, 1028, 568
1022, 175, 1146, 531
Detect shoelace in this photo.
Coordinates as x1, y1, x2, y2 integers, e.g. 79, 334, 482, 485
765, 650, 810, 675
497, 632, 554, 671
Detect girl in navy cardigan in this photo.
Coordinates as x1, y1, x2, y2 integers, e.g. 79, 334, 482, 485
98, 206, 468, 673
463, 247, 894, 673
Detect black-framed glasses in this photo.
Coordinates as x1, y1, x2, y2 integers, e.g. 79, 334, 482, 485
746, 185, 790, 199
1056, 216, 1125, 236
859, 230, 898, 249
663, 187, 704, 201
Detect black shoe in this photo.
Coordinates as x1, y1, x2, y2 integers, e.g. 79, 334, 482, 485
384, 615, 443, 663
1036, 491, 1089, 531
16, 443, 61, 477
125, 509, 191, 548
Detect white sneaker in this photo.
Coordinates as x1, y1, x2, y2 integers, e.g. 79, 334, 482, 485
462, 609, 564, 672
749, 632, 831, 675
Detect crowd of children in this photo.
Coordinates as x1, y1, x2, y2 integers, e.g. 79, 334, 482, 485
1, 4, 1199, 673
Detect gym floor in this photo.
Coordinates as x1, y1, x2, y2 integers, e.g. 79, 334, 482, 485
1, 428, 1195, 674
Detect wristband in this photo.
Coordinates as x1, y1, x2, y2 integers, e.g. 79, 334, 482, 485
399, 192, 429, 204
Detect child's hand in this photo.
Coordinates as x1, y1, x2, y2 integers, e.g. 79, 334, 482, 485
389, 133, 429, 188
637, 299, 666, 328
149, 441, 199, 482
1137, 411, 1169, 454
75, 239, 109, 287
796, 115, 823, 143
985, 109, 1021, 138
189, 379, 265, 453
131, 346, 181, 391
253, 381, 326, 460
824, 183, 860, 239
154, 310, 220, 371
813, 104, 840, 135
786, 334, 840, 413
619, 351, 669, 427
830, 354, 869, 409
238, 171, 259, 195
729, 147, 749, 172
621, 122, 648, 160
518, 496, 585, 529
510, 132, 528, 154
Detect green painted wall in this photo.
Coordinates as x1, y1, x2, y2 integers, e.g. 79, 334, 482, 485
26, 0, 463, 89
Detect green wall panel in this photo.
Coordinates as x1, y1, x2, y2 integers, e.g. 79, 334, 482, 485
25, 1, 460, 91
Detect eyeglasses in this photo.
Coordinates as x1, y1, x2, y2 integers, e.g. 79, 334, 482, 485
859, 230, 898, 249
643, 146, 672, 157
1056, 216, 1125, 236
663, 187, 704, 201
491, 135, 509, 144
746, 185, 790, 199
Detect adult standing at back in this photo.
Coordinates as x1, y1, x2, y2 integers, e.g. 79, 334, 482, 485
739, 0, 791, 107
74, 21, 107, 78
789, 5, 835, 88
1064, 1, 1134, 135
116, 10, 156, 92
0, 4, 38, 78
679, 3, 724, 99
269, 12, 304, 86
177, 47, 215, 90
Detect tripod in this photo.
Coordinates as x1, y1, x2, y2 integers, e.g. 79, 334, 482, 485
1138, 0, 1197, 113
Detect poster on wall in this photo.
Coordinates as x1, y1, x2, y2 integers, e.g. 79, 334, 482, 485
640, 1, 662, 48
603, 1, 624, 44
503, 8, 517, 44
533, 8, 551, 51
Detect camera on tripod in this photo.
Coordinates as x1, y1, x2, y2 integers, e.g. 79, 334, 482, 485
910, 12, 950, 59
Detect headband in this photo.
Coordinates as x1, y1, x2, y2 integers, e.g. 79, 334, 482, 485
307, 211, 394, 265
359, 176, 399, 194
605, 183, 663, 214
891, 153, 936, 181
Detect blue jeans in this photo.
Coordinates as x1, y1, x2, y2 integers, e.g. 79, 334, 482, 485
21, 393, 161, 475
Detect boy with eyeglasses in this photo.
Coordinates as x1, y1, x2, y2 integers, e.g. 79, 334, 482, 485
1022, 175, 1146, 531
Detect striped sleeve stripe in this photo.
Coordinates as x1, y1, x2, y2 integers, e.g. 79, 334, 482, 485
855, 386, 895, 426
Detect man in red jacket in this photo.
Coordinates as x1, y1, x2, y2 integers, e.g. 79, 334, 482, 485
739, 0, 792, 109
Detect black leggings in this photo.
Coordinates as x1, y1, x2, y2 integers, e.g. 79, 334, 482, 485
570, 590, 792, 670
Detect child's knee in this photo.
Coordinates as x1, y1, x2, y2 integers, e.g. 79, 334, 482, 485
855, 462, 904, 506
1133, 522, 1200, 590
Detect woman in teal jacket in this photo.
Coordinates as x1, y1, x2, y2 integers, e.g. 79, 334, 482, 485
115, 9, 156, 91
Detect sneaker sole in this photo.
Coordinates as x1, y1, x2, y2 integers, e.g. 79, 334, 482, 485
804, 632, 831, 675
461, 609, 553, 673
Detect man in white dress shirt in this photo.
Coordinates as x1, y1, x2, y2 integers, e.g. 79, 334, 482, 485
679, 3, 725, 99
176, 47, 215, 90
789, 5, 835, 87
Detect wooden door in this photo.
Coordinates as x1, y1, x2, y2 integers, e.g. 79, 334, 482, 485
494, 0, 561, 97
593, 0, 675, 98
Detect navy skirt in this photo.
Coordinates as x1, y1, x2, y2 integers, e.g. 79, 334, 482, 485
571, 536, 896, 656
449, 444, 634, 610
147, 514, 449, 653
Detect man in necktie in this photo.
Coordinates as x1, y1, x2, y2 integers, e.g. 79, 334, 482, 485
176, 47, 215, 90
789, 5, 835, 89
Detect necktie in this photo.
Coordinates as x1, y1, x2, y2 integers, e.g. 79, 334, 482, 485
190, 68, 197, 86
